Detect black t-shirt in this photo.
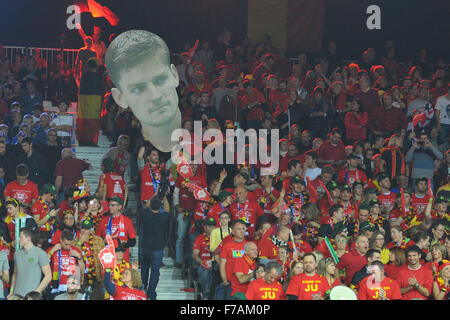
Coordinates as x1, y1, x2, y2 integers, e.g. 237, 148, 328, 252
141, 207, 169, 252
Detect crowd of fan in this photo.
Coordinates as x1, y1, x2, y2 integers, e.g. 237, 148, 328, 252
0, 28, 448, 300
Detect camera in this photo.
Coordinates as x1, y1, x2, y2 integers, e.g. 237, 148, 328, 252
417, 140, 424, 146
158, 169, 170, 198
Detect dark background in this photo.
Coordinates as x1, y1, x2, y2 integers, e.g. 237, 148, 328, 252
0, 0, 448, 61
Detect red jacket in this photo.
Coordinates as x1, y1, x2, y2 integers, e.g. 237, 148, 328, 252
344, 111, 368, 141
368, 106, 408, 134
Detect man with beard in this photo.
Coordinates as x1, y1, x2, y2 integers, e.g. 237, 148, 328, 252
54, 275, 84, 300
106, 30, 181, 152
286, 253, 330, 300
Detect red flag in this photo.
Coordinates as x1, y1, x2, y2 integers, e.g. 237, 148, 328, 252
74, 0, 119, 26
306, 177, 318, 204
177, 159, 193, 179
427, 179, 433, 198
185, 183, 210, 202
401, 188, 406, 215
282, 178, 290, 192
318, 180, 333, 205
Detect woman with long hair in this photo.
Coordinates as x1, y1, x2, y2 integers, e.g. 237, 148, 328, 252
432, 262, 449, 300
104, 266, 147, 300
317, 257, 341, 289
369, 230, 389, 264
384, 246, 406, 282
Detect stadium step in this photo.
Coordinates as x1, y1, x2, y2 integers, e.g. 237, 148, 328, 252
74, 131, 193, 300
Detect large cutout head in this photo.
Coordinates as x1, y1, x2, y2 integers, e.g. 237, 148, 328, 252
105, 30, 181, 152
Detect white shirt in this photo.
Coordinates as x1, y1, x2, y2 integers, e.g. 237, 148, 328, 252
435, 95, 450, 125
51, 114, 74, 137
305, 167, 322, 184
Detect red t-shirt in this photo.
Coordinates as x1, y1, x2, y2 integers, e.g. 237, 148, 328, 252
337, 168, 368, 187
231, 255, 257, 295
219, 239, 248, 283
289, 240, 313, 258
286, 273, 331, 300
4, 180, 39, 206
246, 277, 285, 300
398, 264, 433, 300
317, 141, 346, 172
357, 276, 402, 300
377, 192, 397, 210
175, 174, 207, 212
31, 199, 56, 232
228, 200, 264, 239
258, 234, 278, 260
336, 250, 368, 286
384, 263, 403, 282
240, 89, 266, 121
139, 163, 174, 202
113, 285, 147, 300
411, 193, 431, 220
96, 214, 136, 261
193, 233, 212, 269
101, 172, 126, 201
207, 202, 229, 225
253, 187, 280, 216
54, 157, 90, 189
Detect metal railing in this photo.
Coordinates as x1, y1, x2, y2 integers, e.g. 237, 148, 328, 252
3, 45, 79, 69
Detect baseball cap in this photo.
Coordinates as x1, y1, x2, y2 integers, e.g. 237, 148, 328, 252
204, 217, 217, 227
358, 203, 371, 212
353, 180, 364, 188
326, 181, 340, 191
368, 199, 380, 208
80, 219, 93, 229
237, 172, 249, 182
109, 196, 123, 205
365, 187, 378, 195
230, 218, 250, 228
218, 190, 233, 202
290, 175, 306, 186
360, 221, 376, 232
41, 183, 57, 195
435, 196, 448, 204
341, 184, 351, 192
347, 153, 359, 160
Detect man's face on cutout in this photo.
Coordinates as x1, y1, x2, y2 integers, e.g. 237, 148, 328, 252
112, 51, 180, 128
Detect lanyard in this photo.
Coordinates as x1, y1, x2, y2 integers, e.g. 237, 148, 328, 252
14, 217, 26, 251
220, 227, 231, 241
237, 201, 249, 222
149, 165, 160, 193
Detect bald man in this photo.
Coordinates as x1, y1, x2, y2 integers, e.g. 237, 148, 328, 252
54, 148, 92, 196
258, 225, 291, 265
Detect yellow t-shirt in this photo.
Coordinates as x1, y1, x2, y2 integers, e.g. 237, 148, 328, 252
210, 227, 231, 253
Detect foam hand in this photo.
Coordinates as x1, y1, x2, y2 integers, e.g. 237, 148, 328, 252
98, 235, 116, 271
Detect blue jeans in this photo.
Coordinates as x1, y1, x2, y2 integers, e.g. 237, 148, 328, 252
439, 123, 450, 144
176, 213, 190, 265
197, 265, 213, 298
215, 283, 232, 300
141, 249, 164, 300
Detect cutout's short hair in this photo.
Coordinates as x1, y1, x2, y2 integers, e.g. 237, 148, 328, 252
105, 30, 171, 88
